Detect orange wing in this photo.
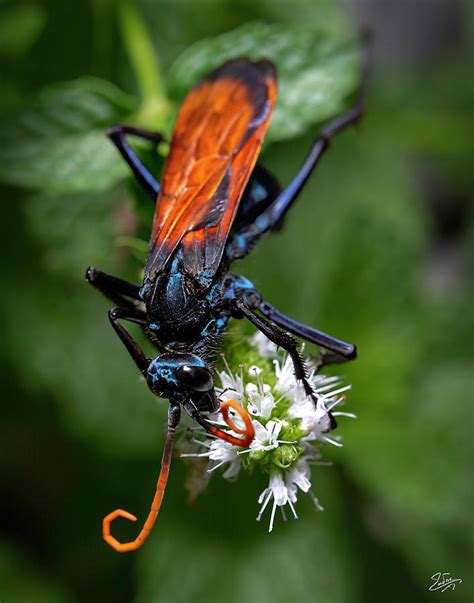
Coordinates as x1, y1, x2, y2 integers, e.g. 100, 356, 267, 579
144, 59, 277, 286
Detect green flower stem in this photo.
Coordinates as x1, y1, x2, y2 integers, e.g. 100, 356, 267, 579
117, 0, 171, 127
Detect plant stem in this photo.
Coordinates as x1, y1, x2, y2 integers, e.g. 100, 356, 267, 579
117, 0, 169, 115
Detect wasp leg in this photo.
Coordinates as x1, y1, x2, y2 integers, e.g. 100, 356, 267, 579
107, 124, 164, 199
313, 350, 355, 372
232, 164, 282, 232
232, 296, 340, 429
227, 99, 365, 260
86, 266, 142, 309
108, 307, 150, 374
231, 297, 315, 399
252, 298, 356, 360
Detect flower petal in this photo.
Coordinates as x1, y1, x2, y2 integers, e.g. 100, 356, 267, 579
269, 472, 288, 506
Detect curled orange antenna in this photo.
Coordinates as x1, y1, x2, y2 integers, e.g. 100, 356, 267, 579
102, 402, 253, 553
208, 399, 255, 447
103, 410, 177, 553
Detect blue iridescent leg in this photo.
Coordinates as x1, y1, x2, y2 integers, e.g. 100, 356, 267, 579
107, 124, 163, 199
254, 298, 356, 360
230, 279, 356, 360
232, 297, 314, 398
232, 164, 281, 232
232, 296, 339, 429
227, 103, 364, 260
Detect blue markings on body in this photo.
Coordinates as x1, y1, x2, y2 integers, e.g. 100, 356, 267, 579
216, 316, 228, 329
197, 268, 215, 289
166, 256, 184, 301
139, 282, 151, 301
147, 363, 178, 388
200, 315, 230, 338
230, 233, 254, 257
200, 321, 214, 338
251, 181, 268, 203
233, 274, 254, 291
208, 283, 221, 303
147, 353, 207, 390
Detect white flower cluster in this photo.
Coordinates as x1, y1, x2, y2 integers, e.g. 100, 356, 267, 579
182, 332, 355, 531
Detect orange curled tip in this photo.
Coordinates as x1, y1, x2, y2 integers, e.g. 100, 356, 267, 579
102, 509, 142, 553
103, 508, 137, 525
102, 426, 175, 553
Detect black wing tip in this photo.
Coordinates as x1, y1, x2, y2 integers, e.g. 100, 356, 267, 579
204, 57, 276, 83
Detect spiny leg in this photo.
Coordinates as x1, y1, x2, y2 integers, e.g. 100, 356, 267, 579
86, 266, 141, 309
234, 297, 340, 429
108, 307, 149, 374
231, 297, 315, 399
107, 124, 164, 199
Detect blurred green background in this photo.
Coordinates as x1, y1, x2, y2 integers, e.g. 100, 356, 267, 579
0, 0, 472, 602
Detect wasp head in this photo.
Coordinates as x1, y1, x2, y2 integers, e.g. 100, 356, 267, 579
146, 353, 219, 412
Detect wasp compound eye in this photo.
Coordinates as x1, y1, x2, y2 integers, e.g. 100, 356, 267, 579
176, 365, 214, 392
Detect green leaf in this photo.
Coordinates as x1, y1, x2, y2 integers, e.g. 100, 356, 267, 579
0, 77, 138, 193
0, 3, 46, 58
167, 21, 361, 141
23, 189, 121, 277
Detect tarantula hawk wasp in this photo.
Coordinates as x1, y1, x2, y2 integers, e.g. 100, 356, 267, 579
86, 58, 362, 552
